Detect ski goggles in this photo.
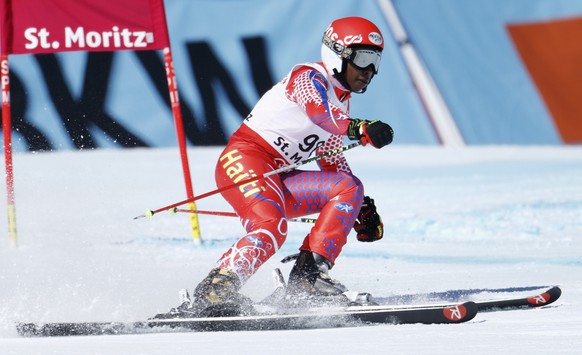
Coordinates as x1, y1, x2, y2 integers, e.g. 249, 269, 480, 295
348, 47, 382, 73
322, 35, 382, 73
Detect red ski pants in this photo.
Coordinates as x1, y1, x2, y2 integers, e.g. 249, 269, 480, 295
214, 142, 364, 283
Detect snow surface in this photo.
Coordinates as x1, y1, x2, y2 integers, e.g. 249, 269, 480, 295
1, 146, 581, 354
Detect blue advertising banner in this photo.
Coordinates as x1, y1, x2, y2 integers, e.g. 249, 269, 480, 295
4, 0, 433, 152
5, 0, 582, 151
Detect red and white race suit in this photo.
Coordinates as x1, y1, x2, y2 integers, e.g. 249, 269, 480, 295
214, 62, 365, 282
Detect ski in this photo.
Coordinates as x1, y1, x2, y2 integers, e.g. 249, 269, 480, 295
16, 287, 560, 337
16, 301, 477, 337
474, 286, 561, 312
371, 285, 562, 312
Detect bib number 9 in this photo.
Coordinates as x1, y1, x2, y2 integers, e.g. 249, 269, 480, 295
299, 134, 324, 154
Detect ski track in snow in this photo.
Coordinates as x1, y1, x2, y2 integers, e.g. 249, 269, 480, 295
1, 146, 581, 354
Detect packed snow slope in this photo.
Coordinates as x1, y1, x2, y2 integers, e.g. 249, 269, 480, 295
1, 146, 581, 354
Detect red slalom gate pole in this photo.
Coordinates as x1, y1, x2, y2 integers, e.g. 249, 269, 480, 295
1, 53, 18, 247
163, 47, 202, 244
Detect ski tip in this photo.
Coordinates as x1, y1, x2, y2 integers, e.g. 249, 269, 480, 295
527, 286, 562, 307
443, 301, 478, 323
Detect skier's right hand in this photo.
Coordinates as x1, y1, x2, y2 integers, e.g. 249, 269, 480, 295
347, 119, 394, 148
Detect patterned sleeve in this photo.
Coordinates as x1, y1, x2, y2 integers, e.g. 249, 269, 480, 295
285, 66, 351, 135
285, 66, 352, 173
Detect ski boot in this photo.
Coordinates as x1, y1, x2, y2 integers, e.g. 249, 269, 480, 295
190, 268, 254, 317
286, 250, 349, 306
152, 268, 253, 319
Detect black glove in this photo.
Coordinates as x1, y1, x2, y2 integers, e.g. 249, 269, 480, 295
353, 196, 384, 242
347, 119, 394, 148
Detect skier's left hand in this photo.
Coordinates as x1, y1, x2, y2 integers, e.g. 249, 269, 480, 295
347, 119, 394, 148
354, 196, 384, 242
